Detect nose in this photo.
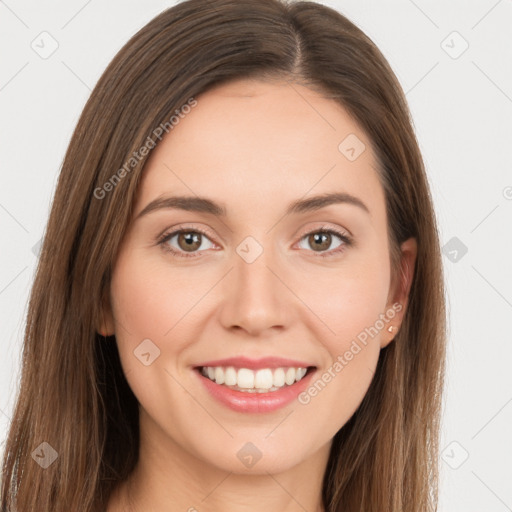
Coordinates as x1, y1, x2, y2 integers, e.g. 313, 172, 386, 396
218, 240, 290, 336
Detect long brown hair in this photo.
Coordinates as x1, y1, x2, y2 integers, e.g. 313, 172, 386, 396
0, 1, 446, 510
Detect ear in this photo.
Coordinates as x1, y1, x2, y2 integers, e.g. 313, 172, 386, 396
97, 288, 116, 336
380, 237, 417, 349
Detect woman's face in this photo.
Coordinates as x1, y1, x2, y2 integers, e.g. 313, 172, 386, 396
102, 78, 416, 475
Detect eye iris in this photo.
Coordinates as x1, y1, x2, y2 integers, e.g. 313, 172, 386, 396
309, 232, 331, 251
178, 232, 201, 252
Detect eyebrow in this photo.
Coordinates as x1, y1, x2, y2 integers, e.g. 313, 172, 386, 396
135, 192, 370, 220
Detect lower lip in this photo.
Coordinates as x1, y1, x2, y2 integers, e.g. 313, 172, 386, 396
194, 368, 316, 413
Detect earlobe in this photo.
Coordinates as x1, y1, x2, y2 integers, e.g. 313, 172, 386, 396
381, 237, 417, 348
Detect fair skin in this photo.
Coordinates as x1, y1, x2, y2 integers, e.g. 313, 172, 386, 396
102, 78, 417, 512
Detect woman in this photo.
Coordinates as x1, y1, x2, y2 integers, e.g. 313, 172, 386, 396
0, 0, 446, 510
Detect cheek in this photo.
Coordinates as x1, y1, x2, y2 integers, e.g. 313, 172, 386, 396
110, 242, 390, 361
295, 268, 387, 425
329, 276, 389, 342
108, 252, 212, 380
292, 254, 390, 343
108, 257, 193, 418
290, 251, 389, 411
109, 251, 184, 337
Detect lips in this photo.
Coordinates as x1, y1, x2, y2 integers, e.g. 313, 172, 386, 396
194, 366, 316, 413
192, 356, 318, 413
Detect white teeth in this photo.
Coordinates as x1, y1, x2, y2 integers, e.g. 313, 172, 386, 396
214, 367, 224, 385
296, 367, 307, 381
237, 368, 254, 388
224, 366, 237, 386
200, 365, 310, 392
273, 367, 285, 387
254, 369, 273, 389
285, 367, 296, 385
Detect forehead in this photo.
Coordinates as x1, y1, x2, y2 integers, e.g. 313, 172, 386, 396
133, 78, 385, 223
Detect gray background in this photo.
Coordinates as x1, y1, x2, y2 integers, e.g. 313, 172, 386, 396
1, 0, 511, 509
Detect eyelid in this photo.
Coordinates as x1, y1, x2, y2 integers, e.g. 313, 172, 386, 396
294, 221, 352, 240
158, 223, 217, 242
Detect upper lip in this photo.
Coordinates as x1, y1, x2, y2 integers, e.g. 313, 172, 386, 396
194, 356, 316, 370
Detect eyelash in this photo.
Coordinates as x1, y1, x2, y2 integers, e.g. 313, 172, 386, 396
156, 224, 353, 259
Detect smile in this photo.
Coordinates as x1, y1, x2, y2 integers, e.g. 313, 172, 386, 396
199, 365, 313, 393
193, 361, 317, 413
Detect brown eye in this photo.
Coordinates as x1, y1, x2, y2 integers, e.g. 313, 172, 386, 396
176, 231, 203, 252
307, 232, 333, 252
297, 228, 351, 257
159, 228, 216, 258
